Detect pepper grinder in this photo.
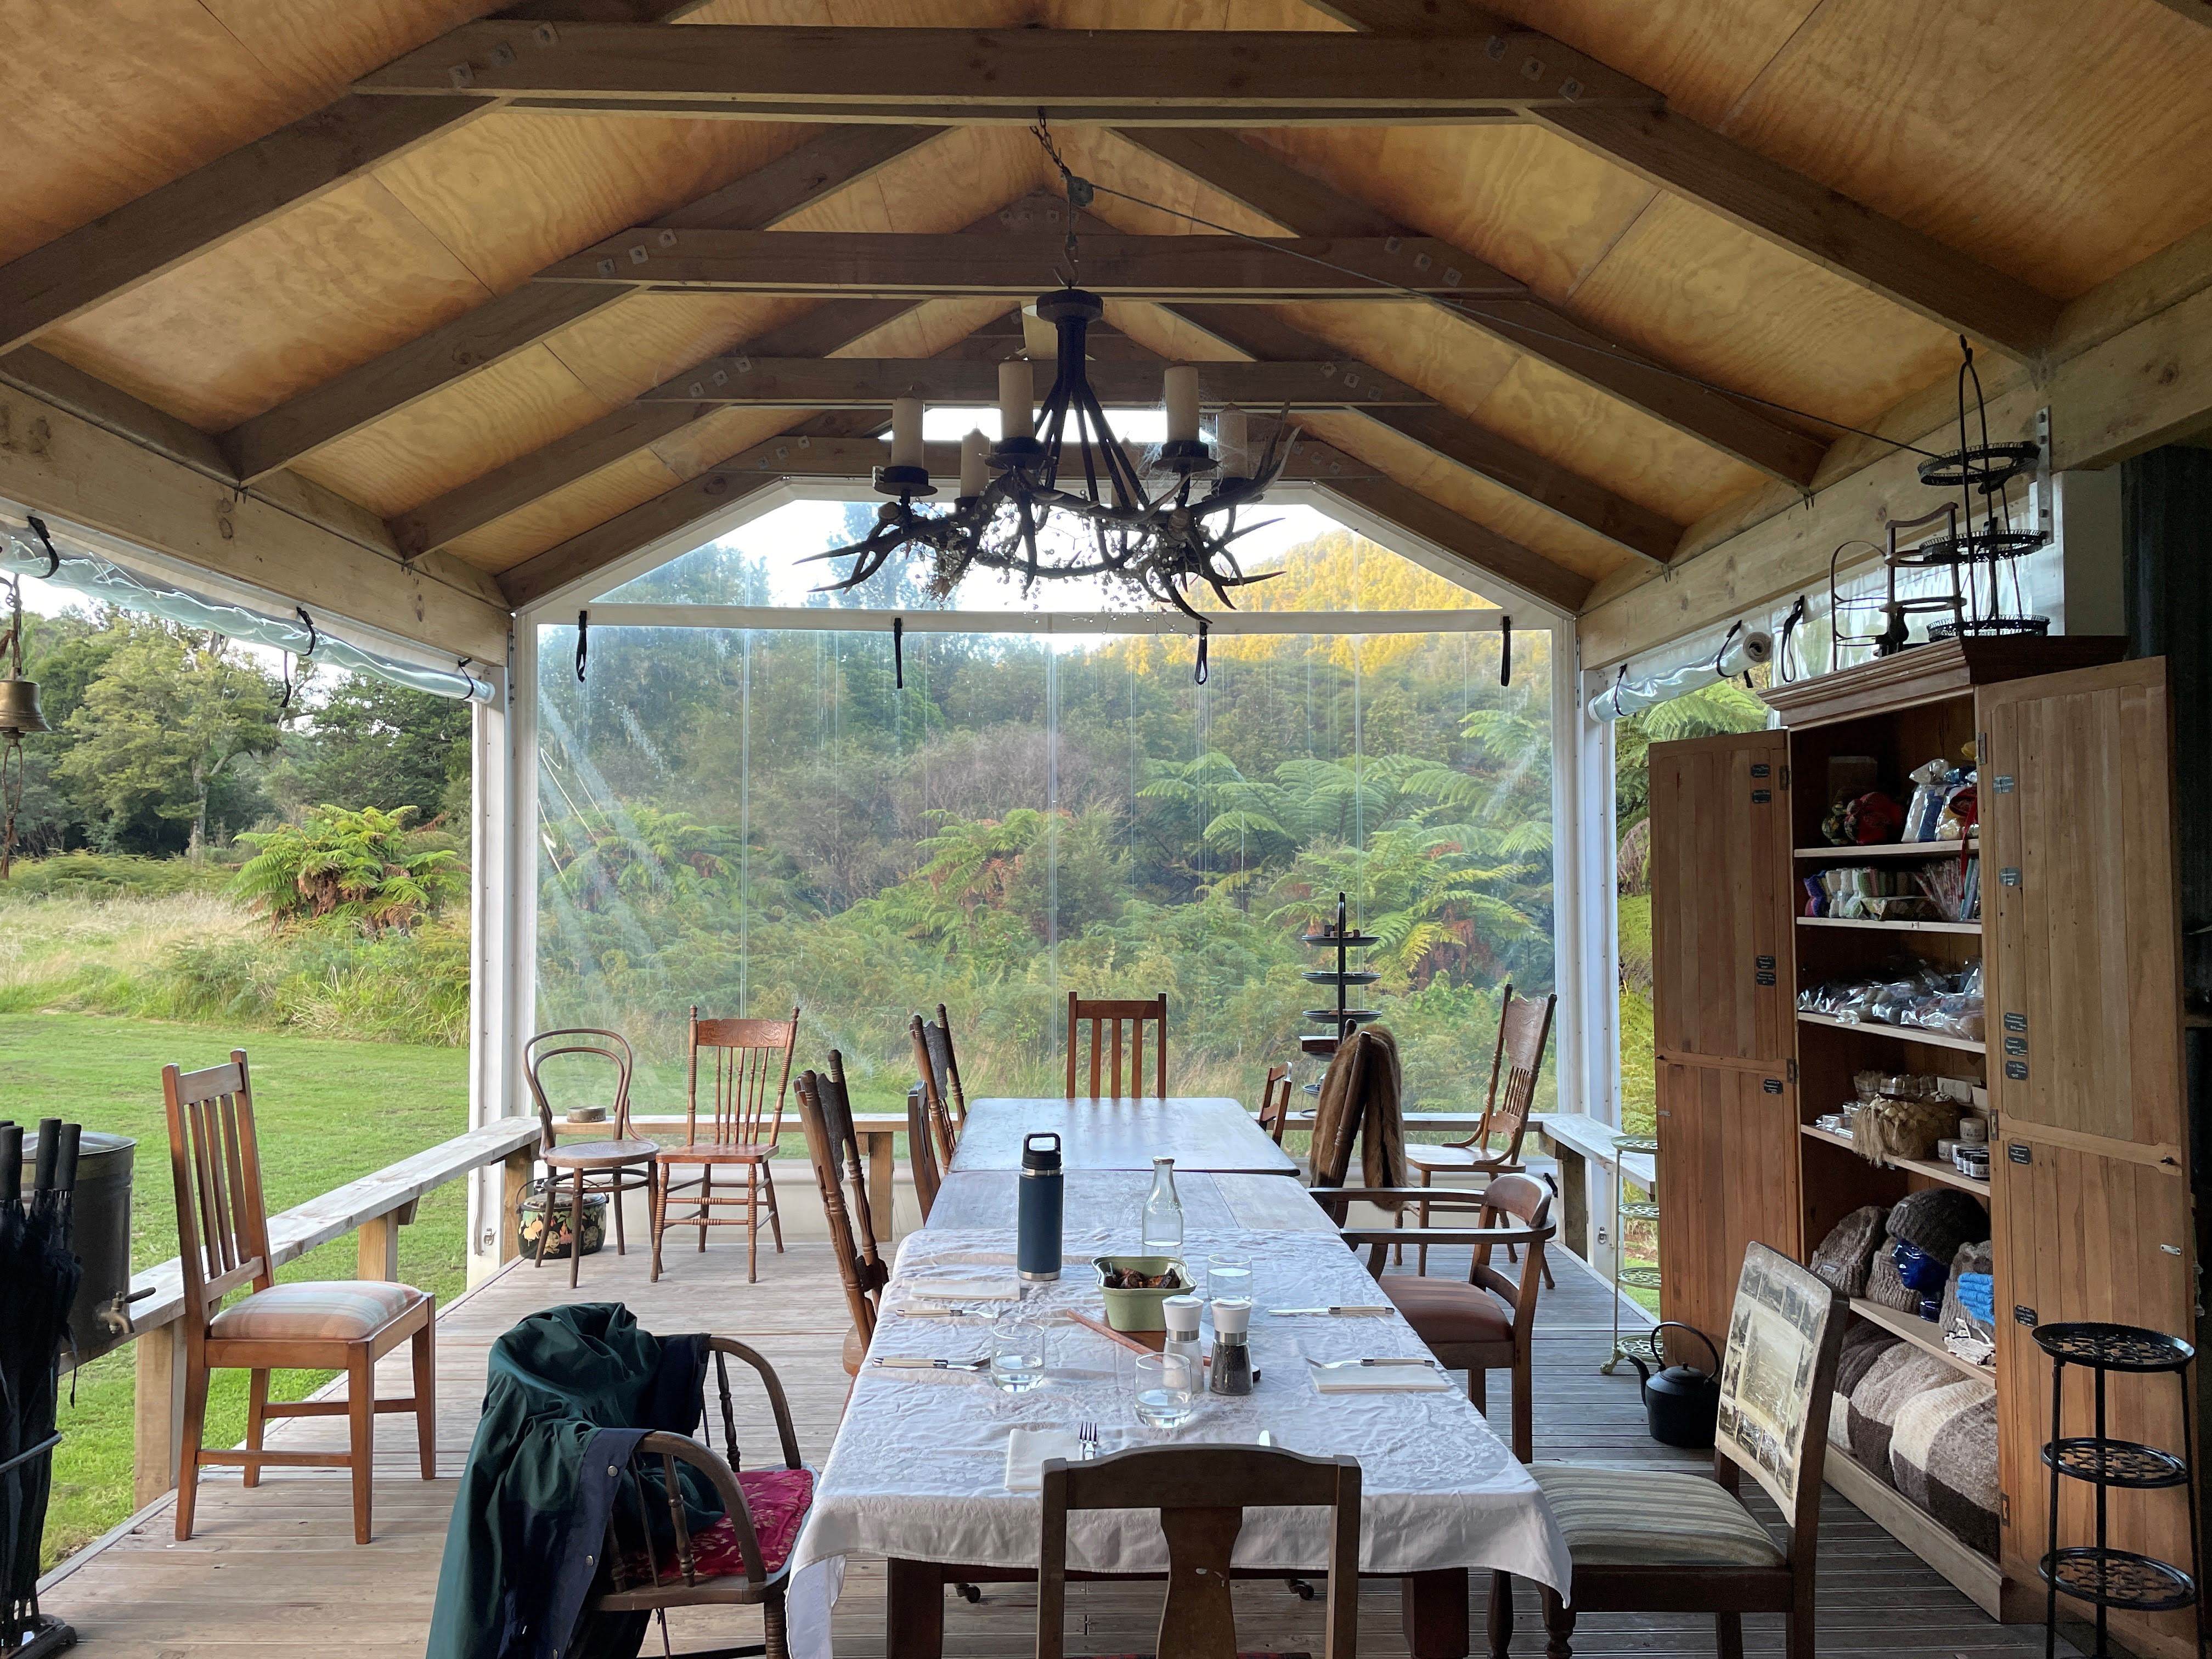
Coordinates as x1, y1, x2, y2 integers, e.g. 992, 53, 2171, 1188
1018, 1131, 1063, 1282
1209, 1297, 1254, 1395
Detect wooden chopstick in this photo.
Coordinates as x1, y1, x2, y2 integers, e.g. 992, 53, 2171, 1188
1065, 1309, 1154, 1356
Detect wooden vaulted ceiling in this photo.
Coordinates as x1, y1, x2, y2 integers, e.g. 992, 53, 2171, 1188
2, 0, 2210, 626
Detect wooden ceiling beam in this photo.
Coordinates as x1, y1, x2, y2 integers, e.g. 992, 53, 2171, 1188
0, 96, 496, 356
633, 356, 1435, 408
1310, 0, 2062, 356
695, 433, 1389, 485
1169, 303, 1681, 563
219, 124, 941, 482
536, 229, 1525, 300
1320, 476, 1590, 611
356, 24, 1654, 116
1116, 128, 1825, 488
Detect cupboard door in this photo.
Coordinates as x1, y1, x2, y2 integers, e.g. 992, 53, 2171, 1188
1649, 731, 1795, 1064
1981, 659, 2186, 1154
1656, 1059, 1802, 1342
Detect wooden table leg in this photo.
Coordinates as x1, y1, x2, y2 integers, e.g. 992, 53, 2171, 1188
885, 1557, 945, 1659
1402, 1567, 1470, 1659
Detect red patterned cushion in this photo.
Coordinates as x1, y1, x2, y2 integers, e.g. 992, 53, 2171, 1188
627, 1466, 814, 1585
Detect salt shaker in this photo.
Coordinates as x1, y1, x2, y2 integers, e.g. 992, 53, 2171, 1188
1208, 1297, 1254, 1396
1162, 1294, 1204, 1380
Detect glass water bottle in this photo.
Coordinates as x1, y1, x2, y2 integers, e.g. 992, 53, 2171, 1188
1141, 1155, 1183, 1255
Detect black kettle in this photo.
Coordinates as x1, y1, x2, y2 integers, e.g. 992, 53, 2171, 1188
1628, 1322, 1722, 1448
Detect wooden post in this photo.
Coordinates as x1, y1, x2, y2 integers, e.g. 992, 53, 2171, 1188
357, 1213, 400, 1282
498, 1144, 534, 1265
132, 1319, 187, 1507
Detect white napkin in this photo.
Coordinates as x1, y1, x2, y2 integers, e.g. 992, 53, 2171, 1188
1307, 1359, 1455, 1393
905, 1272, 1022, 1301
1003, 1427, 1084, 1492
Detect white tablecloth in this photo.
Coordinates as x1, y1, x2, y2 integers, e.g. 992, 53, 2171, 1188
785, 1226, 1571, 1659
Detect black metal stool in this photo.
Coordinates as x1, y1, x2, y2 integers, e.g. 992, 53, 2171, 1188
2034, 1322, 2204, 1659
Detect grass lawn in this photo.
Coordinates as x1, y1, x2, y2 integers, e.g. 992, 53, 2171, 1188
3, 1013, 469, 1568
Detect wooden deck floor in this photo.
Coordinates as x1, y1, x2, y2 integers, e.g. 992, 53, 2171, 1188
39, 1227, 2067, 1659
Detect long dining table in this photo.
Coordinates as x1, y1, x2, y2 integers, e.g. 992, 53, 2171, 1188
950, 1095, 1302, 1176
783, 1106, 1568, 1659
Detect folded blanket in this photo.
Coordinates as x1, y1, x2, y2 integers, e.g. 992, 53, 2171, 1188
1846, 1345, 1960, 1483
1892, 1376, 1999, 1557
1809, 1206, 1888, 1299
1837, 1321, 1903, 1398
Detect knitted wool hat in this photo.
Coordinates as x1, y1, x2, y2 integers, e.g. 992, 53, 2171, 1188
1810, 1205, 1889, 1299
1883, 1187, 1989, 1265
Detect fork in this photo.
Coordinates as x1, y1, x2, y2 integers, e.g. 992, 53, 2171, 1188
1079, 1421, 1099, 1460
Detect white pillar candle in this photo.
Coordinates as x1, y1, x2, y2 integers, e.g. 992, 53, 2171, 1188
1216, 404, 1249, 478
998, 361, 1035, 440
960, 428, 990, 496
1164, 364, 1201, 443
890, 397, 925, 469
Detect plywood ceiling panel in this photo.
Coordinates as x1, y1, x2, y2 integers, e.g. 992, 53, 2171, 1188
1718, 0, 2212, 299
545, 294, 826, 405
646, 405, 822, 482
1244, 127, 1659, 303
1566, 191, 1958, 436
0, 0, 483, 263
1493, 0, 1822, 127
38, 172, 493, 429
1052, 128, 1290, 239
443, 447, 686, 572
776, 125, 1056, 236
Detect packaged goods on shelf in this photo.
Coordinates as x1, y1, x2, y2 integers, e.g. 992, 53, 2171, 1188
1798, 961, 1985, 1041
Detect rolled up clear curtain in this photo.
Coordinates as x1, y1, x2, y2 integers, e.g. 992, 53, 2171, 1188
1588, 626, 1770, 724
2, 526, 494, 702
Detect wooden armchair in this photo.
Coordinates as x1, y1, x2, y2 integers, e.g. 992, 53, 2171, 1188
163, 1051, 435, 1544
1405, 986, 1554, 1278
913, 1003, 968, 1133
1065, 991, 1167, 1101
589, 1336, 814, 1659
1256, 1062, 1294, 1144
1039, 1445, 1361, 1659
523, 1027, 659, 1289
906, 1083, 945, 1222
1312, 1171, 1555, 1461
1491, 1243, 1846, 1659
794, 1053, 887, 1376
907, 1012, 960, 1171
652, 1006, 799, 1284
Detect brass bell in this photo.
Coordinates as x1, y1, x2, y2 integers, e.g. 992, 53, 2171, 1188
0, 676, 48, 736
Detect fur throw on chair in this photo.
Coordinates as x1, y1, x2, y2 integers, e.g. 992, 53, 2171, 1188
1308, 1025, 1406, 1193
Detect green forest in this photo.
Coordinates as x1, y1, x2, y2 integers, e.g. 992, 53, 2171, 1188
539, 527, 1559, 1115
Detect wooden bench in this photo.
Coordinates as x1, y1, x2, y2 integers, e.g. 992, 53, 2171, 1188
1531, 1111, 1655, 1273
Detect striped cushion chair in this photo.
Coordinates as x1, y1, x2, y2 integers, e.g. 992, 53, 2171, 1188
1493, 1244, 1846, 1659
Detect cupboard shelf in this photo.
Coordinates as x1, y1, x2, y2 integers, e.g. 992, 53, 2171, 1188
1798, 1122, 1991, 1198
1848, 1295, 1994, 1384
1796, 915, 1980, 935
1795, 1011, 1987, 1056
1794, 839, 1978, 860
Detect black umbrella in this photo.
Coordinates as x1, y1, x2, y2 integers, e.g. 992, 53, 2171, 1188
2, 1116, 82, 1655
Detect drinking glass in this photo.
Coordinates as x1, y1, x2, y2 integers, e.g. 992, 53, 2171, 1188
989, 1310, 1046, 1393
1133, 1351, 1198, 1428
1206, 1253, 1253, 1305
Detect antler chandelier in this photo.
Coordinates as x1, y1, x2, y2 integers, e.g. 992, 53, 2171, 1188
806, 288, 1297, 625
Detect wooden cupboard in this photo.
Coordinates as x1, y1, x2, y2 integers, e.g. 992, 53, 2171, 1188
1647, 639, 2198, 1657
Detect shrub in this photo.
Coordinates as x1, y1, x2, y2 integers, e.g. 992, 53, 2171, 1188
232, 805, 464, 931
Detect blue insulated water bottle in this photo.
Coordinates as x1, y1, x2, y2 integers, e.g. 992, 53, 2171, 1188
1018, 1132, 1064, 1282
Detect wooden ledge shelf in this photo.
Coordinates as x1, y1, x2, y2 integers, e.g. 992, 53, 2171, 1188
1799, 1122, 1991, 1198
1795, 1011, 1987, 1055
1848, 1295, 1995, 1385
1796, 915, 1981, 935
1793, 839, 1978, 860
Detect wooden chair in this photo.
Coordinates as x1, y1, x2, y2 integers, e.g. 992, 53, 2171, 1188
914, 1002, 969, 1132
794, 1053, 888, 1376
1039, 1445, 1361, 1659
908, 1012, 960, 1170
1313, 1171, 1554, 1462
906, 1082, 944, 1222
652, 1006, 799, 1285
523, 1028, 660, 1290
589, 1336, 814, 1659
1256, 1061, 1294, 1144
163, 1051, 435, 1545
1405, 986, 1555, 1282
1492, 1243, 1846, 1659
1065, 991, 1167, 1101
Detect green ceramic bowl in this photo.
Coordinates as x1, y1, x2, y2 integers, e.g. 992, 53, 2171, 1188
1093, 1254, 1193, 1333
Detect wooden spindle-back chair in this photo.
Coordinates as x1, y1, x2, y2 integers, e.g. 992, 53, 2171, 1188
906, 1083, 944, 1222
163, 1051, 435, 1544
1405, 985, 1556, 1280
795, 1053, 888, 1375
523, 1028, 659, 1289
908, 1013, 960, 1170
590, 1336, 814, 1659
1064, 991, 1167, 1101
1256, 1061, 1294, 1144
652, 1006, 799, 1284
1037, 1446, 1362, 1659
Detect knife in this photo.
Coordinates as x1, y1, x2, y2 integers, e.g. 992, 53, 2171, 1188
1269, 1306, 1392, 1316
871, 1356, 992, 1370
1311, 1356, 1441, 1368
